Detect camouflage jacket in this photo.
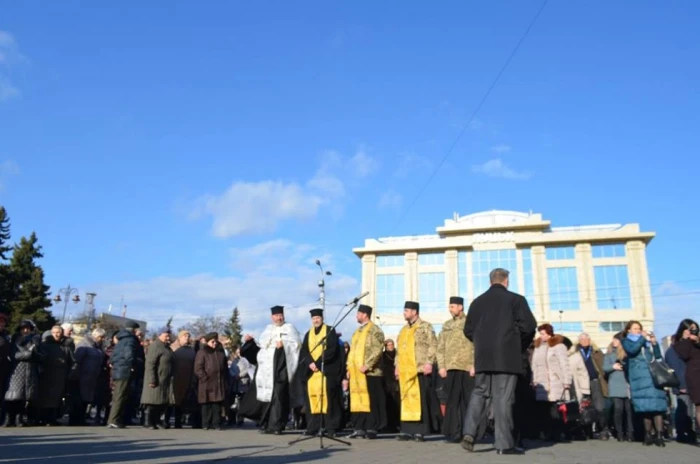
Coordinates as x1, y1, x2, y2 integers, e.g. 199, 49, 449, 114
348, 322, 385, 377
396, 318, 437, 374
436, 313, 474, 372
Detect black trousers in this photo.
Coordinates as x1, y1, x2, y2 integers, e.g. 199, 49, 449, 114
201, 402, 222, 429
612, 398, 634, 439
590, 379, 608, 432
108, 379, 131, 426
536, 401, 563, 439
464, 373, 517, 450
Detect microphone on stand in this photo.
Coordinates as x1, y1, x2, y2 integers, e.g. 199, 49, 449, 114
346, 291, 369, 306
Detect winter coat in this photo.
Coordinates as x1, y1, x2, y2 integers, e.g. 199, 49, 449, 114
675, 338, 700, 405
664, 344, 687, 396
4, 333, 41, 402
569, 343, 608, 402
140, 339, 174, 405
37, 335, 72, 408
622, 336, 666, 413
74, 335, 106, 403
194, 344, 228, 404
531, 335, 571, 402
170, 343, 196, 406
464, 284, 537, 375
0, 330, 11, 395
110, 330, 139, 381
603, 348, 630, 398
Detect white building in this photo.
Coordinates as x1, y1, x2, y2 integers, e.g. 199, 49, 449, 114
352, 210, 655, 348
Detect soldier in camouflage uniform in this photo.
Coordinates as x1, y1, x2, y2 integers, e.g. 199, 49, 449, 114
395, 301, 441, 441
346, 305, 386, 439
437, 296, 475, 443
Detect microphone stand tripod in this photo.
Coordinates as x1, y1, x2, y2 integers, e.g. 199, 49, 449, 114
288, 300, 360, 449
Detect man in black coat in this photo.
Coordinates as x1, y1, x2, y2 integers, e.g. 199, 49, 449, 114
107, 321, 140, 428
460, 268, 537, 455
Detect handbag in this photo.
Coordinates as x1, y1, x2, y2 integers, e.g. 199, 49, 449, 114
556, 388, 580, 424
644, 347, 680, 389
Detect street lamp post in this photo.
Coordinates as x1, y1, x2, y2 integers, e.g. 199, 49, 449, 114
53, 284, 80, 323
85, 292, 97, 331
315, 260, 332, 312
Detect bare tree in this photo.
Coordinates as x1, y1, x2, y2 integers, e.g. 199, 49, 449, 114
178, 315, 228, 338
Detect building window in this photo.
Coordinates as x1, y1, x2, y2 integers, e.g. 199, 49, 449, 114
522, 248, 536, 311
592, 244, 626, 258
552, 322, 583, 333
418, 272, 446, 314
545, 246, 575, 260
377, 255, 405, 268
594, 265, 632, 309
418, 252, 445, 266
375, 274, 405, 316
599, 321, 626, 332
472, 249, 518, 297
458, 251, 468, 300
547, 267, 580, 311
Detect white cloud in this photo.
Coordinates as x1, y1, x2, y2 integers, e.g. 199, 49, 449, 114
490, 144, 512, 153
0, 75, 19, 101
191, 147, 379, 238
0, 159, 19, 191
652, 281, 700, 336
191, 181, 324, 238
395, 153, 432, 178
81, 239, 361, 339
471, 158, 531, 180
348, 147, 379, 178
378, 190, 402, 209
0, 31, 27, 102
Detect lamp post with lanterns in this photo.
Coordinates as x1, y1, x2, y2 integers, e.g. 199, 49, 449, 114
53, 284, 80, 323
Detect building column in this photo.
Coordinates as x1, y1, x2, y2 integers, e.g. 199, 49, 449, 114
627, 240, 654, 326
406, 252, 418, 301
362, 254, 376, 312
445, 249, 458, 299
516, 249, 525, 295
576, 243, 597, 334
532, 246, 547, 322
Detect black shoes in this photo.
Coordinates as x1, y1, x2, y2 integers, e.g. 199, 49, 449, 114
497, 448, 524, 455
460, 435, 475, 452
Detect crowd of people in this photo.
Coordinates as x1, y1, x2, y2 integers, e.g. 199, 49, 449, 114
0, 266, 698, 456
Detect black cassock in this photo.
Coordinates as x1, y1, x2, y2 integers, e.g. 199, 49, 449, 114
298, 325, 343, 434
239, 340, 292, 433
352, 376, 387, 433
441, 370, 475, 441
400, 372, 442, 436
381, 350, 400, 433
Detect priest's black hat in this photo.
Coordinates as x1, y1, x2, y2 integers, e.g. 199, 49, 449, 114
309, 308, 323, 318
449, 296, 464, 305
358, 304, 373, 317
404, 301, 419, 311
270, 305, 284, 315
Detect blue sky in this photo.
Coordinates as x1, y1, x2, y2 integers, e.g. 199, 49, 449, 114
1, 1, 698, 337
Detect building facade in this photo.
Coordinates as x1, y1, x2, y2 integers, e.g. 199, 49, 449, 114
352, 210, 655, 348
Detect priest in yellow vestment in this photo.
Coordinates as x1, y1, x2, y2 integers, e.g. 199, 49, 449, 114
298, 308, 343, 437
395, 300, 440, 442
346, 304, 386, 439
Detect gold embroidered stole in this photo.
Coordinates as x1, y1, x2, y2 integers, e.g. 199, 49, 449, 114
348, 322, 373, 412
397, 322, 421, 421
307, 325, 328, 414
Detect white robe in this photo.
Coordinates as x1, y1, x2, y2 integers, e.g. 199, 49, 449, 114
255, 322, 302, 404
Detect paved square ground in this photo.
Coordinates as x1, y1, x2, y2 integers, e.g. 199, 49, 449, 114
0, 426, 697, 463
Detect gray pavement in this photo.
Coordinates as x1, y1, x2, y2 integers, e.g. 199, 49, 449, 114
0, 425, 698, 464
